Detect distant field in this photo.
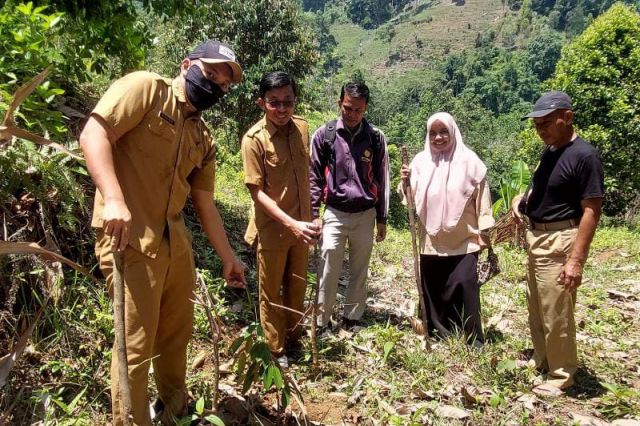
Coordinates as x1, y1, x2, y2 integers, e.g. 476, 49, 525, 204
331, 0, 510, 76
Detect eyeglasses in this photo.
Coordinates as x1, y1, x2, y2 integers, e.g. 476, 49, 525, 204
265, 99, 296, 109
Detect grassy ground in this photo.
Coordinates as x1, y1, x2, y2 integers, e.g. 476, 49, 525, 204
2, 172, 639, 425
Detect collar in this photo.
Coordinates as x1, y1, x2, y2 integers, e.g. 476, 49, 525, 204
172, 77, 187, 103
263, 116, 292, 138
172, 76, 202, 118
337, 117, 365, 139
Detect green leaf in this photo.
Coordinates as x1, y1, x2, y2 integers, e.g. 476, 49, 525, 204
205, 415, 225, 426
195, 396, 204, 415
229, 336, 245, 354
496, 359, 517, 373
383, 341, 394, 362
66, 386, 87, 413
272, 365, 284, 389
263, 365, 274, 390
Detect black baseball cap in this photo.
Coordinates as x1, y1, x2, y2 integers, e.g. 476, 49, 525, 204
522, 91, 573, 119
188, 40, 242, 83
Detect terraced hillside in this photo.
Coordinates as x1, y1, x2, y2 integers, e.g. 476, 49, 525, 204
331, 0, 509, 76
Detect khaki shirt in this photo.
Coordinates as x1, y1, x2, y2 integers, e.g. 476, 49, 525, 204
400, 179, 495, 256
90, 71, 216, 258
241, 116, 311, 249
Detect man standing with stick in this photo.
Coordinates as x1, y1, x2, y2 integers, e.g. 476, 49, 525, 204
80, 40, 246, 425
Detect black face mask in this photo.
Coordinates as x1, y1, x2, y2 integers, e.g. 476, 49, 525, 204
184, 65, 225, 111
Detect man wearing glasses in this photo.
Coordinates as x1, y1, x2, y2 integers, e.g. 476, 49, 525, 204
241, 71, 320, 368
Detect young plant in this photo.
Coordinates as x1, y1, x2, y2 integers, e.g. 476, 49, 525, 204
492, 160, 531, 217
229, 323, 301, 409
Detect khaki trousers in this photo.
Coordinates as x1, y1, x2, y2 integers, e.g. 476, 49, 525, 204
257, 242, 309, 354
318, 207, 376, 327
96, 231, 195, 425
526, 227, 579, 389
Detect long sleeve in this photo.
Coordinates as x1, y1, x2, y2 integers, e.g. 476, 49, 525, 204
374, 131, 389, 224
475, 178, 495, 231
309, 127, 327, 219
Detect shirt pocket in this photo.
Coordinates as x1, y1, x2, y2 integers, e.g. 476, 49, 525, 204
187, 134, 207, 169
264, 146, 289, 189
139, 111, 176, 158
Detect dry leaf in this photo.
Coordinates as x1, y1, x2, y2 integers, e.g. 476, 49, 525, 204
414, 388, 436, 400
611, 420, 640, 426
516, 393, 538, 411
569, 412, 610, 426
347, 390, 365, 407
532, 383, 563, 398
190, 351, 207, 370
435, 404, 470, 419
377, 398, 396, 415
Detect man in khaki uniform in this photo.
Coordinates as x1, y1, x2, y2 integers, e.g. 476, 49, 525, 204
241, 71, 319, 367
79, 40, 246, 425
513, 91, 603, 390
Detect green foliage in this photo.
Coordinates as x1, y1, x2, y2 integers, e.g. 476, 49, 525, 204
548, 2, 640, 214
0, 2, 67, 138
147, 0, 318, 147
598, 382, 640, 420
229, 323, 299, 408
492, 160, 531, 217
346, 0, 411, 29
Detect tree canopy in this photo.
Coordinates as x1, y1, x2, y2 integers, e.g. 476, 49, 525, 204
549, 2, 640, 213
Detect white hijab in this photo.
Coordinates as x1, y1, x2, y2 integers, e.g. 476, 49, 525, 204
409, 112, 487, 235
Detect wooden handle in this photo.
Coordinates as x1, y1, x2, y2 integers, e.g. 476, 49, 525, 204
113, 251, 132, 425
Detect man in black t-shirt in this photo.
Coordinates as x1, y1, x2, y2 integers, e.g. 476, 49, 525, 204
512, 91, 604, 391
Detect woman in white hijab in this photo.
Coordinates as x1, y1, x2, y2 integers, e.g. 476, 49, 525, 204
400, 112, 494, 347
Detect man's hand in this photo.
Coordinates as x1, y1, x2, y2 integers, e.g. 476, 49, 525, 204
102, 198, 132, 252
313, 218, 323, 242
400, 164, 411, 186
511, 194, 524, 225
376, 222, 387, 242
289, 220, 321, 245
223, 257, 247, 289
557, 258, 583, 291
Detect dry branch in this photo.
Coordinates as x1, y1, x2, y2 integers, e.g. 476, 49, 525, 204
0, 240, 99, 284
0, 306, 44, 388
0, 67, 83, 160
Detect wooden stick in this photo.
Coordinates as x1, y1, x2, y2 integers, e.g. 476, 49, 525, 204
310, 244, 321, 370
401, 146, 430, 347
113, 251, 132, 425
195, 274, 221, 410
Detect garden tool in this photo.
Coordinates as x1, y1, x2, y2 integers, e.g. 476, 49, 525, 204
401, 146, 430, 346
113, 250, 133, 425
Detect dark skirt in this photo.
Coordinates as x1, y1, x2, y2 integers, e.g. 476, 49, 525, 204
419, 253, 484, 344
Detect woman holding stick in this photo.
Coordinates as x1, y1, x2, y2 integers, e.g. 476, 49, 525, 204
400, 112, 494, 348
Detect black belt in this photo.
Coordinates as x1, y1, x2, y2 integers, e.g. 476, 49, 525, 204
528, 218, 578, 231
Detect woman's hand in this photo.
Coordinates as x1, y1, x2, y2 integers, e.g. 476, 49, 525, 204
400, 164, 411, 185
478, 233, 490, 251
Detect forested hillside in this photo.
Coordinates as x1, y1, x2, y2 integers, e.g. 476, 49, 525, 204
1, 0, 640, 424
